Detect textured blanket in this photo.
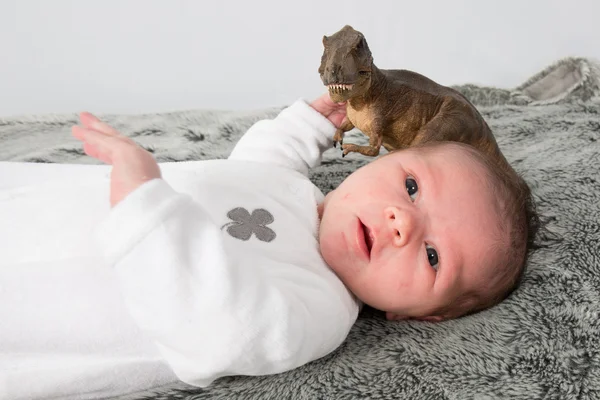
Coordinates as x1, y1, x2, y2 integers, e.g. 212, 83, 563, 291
1, 57, 600, 400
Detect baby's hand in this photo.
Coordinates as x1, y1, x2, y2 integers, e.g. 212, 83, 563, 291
72, 112, 161, 207
310, 93, 347, 128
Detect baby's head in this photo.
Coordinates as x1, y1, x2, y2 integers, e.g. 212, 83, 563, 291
318, 141, 539, 321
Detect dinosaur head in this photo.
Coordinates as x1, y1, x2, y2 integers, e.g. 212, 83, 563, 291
318, 25, 374, 102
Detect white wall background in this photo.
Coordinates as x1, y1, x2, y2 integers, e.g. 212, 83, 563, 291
1, 0, 599, 117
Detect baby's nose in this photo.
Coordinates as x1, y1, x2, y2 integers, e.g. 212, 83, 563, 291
384, 206, 417, 247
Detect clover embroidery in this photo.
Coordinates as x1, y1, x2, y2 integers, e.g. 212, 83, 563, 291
221, 207, 276, 242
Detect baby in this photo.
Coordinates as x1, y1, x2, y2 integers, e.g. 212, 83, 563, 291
0, 93, 537, 399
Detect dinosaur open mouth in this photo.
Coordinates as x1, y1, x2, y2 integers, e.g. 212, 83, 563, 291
328, 84, 354, 94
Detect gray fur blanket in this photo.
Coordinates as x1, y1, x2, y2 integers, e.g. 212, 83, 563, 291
1, 57, 600, 400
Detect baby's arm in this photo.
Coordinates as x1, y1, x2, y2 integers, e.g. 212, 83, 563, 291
73, 113, 355, 386
228, 94, 347, 176
94, 179, 355, 386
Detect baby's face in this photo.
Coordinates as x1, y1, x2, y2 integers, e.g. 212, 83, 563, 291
318, 145, 501, 321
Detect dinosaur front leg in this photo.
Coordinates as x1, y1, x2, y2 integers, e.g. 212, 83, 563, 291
341, 129, 383, 158
333, 117, 354, 148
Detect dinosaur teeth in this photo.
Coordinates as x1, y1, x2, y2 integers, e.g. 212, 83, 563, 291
328, 84, 354, 94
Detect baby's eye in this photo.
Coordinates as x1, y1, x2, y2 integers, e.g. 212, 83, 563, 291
426, 245, 439, 270
405, 177, 418, 201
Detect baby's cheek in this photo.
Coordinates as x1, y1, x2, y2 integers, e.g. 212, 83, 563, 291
369, 259, 404, 291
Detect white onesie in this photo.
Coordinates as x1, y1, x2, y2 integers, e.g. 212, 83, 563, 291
0, 99, 360, 400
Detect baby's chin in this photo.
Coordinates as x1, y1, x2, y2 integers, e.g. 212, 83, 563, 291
318, 236, 349, 277
318, 236, 337, 270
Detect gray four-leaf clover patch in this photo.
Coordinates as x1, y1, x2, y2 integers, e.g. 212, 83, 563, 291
221, 207, 276, 242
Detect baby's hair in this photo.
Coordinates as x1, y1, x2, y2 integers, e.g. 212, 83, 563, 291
464, 147, 541, 315
393, 141, 541, 318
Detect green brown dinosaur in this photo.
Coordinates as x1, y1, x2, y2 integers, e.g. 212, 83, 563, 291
318, 25, 506, 165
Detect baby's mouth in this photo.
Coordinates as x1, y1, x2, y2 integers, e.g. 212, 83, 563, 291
361, 221, 374, 256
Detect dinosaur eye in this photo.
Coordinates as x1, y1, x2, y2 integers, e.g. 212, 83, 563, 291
359, 70, 370, 76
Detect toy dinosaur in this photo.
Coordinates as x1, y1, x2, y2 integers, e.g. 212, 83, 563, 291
318, 25, 506, 164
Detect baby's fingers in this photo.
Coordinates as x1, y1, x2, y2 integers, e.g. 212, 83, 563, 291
79, 112, 121, 136
82, 142, 112, 164
72, 126, 131, 164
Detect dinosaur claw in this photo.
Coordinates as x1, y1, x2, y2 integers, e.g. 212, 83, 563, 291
333, 142, 337, 148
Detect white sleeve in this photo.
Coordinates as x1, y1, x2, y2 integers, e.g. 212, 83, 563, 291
94, 178, 354, 387
228, 99, 336, 176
